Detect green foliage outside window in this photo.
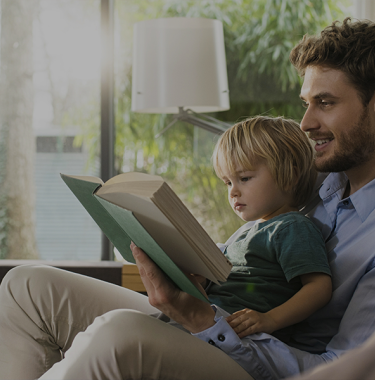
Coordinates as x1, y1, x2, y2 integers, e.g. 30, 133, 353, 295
70, 0, 349, 243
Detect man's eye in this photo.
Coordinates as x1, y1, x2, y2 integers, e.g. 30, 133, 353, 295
320, 100, 331, 107
301, 102, 308, 109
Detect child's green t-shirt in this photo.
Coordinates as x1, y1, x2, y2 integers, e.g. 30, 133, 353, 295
208, 212, 331, 315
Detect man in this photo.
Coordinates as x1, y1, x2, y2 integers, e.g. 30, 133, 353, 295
1, 17, 375, 380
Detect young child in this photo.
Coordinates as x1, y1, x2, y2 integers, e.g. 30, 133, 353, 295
208, 115, 332, 342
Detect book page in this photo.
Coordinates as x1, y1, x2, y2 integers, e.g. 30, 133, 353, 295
104, 172, 163, 185
96, 191, 218, 282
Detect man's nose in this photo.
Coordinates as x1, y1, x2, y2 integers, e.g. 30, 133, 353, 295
300, 106, 320, 133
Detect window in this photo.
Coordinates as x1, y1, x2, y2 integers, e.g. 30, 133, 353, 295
0, 0, 351, 261
0, 0, 101, 260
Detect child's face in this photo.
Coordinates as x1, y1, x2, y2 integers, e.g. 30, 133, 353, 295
219, 159, 296, 222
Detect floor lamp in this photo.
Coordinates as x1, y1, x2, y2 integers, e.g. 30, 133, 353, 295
131, 17, 231, 135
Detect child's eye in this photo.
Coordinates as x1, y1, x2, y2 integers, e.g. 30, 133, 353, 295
241, 177, 251, 182
225, 181, 232, 187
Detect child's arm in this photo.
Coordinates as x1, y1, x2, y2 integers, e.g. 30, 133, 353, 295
226, 272, 332, 338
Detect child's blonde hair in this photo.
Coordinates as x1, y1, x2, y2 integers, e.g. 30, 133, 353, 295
212, 115, 317, 208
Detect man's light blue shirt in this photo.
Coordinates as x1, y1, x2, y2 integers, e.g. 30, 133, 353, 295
194, 172, 375, 380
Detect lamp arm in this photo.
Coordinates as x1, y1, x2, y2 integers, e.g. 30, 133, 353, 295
155, 107, 231, 137
154, 118, 179, 138
177, 113, 228, 134
155, 107, 230, 137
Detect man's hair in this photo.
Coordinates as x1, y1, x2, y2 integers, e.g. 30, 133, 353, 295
212, 116, 317, 208
290, 17, 375, 105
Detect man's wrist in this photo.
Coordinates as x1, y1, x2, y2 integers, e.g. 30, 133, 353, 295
182, 304, 216, 333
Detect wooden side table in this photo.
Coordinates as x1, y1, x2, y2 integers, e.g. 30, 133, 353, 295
122, 264, 146, 292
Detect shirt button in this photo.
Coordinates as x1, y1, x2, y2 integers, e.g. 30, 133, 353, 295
218, 334, 225, 342
208, 339, 215, 345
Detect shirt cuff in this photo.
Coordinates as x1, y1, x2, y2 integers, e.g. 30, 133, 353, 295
192, 306, 242, 352
192, 306, 278, 380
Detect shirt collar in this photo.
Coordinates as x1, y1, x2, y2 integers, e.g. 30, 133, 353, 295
350, 178, 375, 222
320, 172, 375, 222
319, 172, 347, 199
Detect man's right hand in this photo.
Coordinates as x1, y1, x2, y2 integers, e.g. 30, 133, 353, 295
130, 242, 216, 334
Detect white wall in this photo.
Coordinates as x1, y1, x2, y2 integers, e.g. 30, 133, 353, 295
353, 0, 375, 21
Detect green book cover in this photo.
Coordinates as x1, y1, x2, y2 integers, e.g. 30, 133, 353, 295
61, 174, 208, 302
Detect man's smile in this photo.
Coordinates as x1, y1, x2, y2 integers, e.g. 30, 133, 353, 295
314, 139, 333, 152
315, 138, 333, 145
308, 134, 335, 152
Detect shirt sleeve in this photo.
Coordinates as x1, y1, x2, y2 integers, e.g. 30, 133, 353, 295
193, 307, 328, 380
275, 219, 331, 282
323, 262, 375, 356
194, 264, 375, 380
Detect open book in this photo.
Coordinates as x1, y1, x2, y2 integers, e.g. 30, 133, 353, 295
61, 172, 232, 302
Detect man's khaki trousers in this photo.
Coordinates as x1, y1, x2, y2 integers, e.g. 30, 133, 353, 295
0, 265, 251, 380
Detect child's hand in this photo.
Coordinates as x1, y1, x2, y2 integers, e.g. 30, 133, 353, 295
226, 308, 277, 338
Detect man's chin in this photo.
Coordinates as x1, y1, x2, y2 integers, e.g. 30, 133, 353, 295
314, 160, 330, 173
314, 155, 331, 173
314, 156, 354, 173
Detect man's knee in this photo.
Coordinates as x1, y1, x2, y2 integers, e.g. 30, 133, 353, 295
50, 310, 177, 380
1, 265, 37, 293
0, 265, 56, 295
83, 309, 186, 359
1, 265, 31, 285
89, 309, 164, 347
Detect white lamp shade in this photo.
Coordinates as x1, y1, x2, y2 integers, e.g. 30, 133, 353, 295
131, 18, 230, 114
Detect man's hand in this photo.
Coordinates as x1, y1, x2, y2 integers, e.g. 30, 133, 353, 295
226, 309, 277, 338
130, 242, 216, 333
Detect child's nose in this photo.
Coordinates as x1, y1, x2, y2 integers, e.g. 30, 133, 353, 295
230, 184, 240, 198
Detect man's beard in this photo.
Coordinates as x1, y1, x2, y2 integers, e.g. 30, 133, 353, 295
312, 107, 375, 173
